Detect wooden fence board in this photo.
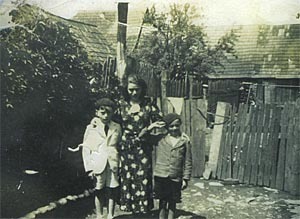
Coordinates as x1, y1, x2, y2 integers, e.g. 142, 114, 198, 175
216, 121, 227, 179
220, 117, 231, 179
284, 103, 296, 192
275, 104, 288, 190
263, 105, 275, 186
258, 104, 271, 186
227, 106, 238, 179
191, 99, 206, 177
243, 106, 258, 184
198, 99, 207, 177
270, 106, 281, 188
250, 104, 265, 185
228, 106, 237, 179
238, 107, 252, 183
232, 104, 248, 179
289, 104, 300, 195
180, 99, 187, 134
184, 99, 191, 137
210, 103, 230, 179
224, 106, 236, 178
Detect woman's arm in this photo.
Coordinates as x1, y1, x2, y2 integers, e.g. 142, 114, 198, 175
149, 99, 164, 122
138, 121, 166, 143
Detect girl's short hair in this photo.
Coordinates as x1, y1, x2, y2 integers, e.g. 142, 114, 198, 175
122, 74, 147, 102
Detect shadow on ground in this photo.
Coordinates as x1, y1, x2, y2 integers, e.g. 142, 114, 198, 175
176, 209, 207, 219
113, 209, 206, 219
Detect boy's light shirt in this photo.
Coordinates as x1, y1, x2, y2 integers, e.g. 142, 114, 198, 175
82, 118, 120, 174
81, 128, 107, 152
167, 134, 181, 147
166, 133, 190, 147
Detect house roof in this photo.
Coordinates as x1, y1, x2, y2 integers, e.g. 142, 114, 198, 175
205, 24, 300, 79
72, 9, 148, 54
11, 4, 300, 78
73, 8, 300, 79
12, 4, 115, 63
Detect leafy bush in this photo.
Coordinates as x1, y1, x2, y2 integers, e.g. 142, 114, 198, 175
1, 4, 120, 172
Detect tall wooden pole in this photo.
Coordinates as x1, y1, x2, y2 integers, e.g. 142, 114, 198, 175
117, 1, 128, 83
161, 70, 168, 114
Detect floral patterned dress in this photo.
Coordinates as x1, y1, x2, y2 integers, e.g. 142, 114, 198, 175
118, 97, 163, 213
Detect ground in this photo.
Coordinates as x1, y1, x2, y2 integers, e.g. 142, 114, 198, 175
17, 178, 300, 219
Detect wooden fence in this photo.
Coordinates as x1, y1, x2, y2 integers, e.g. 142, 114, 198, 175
214, 101, 300, 195
96, 57, 117, 88
138, 64, 161, 98
166, 78, 203, 98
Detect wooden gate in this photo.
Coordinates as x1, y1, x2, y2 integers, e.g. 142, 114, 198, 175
215, 101, 300, 195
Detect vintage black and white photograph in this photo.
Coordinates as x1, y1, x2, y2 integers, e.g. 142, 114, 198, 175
1, 0, 299, 218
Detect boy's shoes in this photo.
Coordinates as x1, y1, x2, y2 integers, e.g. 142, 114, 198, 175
95, 214, 114, 219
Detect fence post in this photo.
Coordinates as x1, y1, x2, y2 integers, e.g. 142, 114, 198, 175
203, 102, 231, 179
161, 70, 168, 114
116, 1, 128, 82
191, 98, 207, 177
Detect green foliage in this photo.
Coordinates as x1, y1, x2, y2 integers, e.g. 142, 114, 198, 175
0, 4, 120, 170
132, 3, 238, 78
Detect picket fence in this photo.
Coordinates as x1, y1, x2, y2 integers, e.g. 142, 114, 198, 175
99, 57, 117, 88
166, 78, 203, 98
215, 101, 300, 195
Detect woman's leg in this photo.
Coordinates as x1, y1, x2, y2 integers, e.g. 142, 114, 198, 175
167, 201, 176, 219
159, 199, 167, 219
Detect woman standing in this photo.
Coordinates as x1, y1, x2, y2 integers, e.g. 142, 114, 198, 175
117, 74, 164, 214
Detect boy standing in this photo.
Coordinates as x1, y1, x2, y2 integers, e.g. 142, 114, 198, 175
144, 113, 192, 219
81, 98, 121, 219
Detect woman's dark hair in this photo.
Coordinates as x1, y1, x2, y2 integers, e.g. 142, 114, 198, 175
122, 74, 147, 102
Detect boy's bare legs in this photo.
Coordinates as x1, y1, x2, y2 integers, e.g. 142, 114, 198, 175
167, 201, 176, 219
95, 190, 105, 219
107, 198, 115, 219
159, 200, 167, 219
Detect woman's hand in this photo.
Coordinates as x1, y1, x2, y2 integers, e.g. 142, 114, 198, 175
138, 121, 166, 139
147, 121, 166, 131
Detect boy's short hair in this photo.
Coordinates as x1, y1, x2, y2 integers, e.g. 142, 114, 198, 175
163, 113, 182, 126
95, 98, 116, 110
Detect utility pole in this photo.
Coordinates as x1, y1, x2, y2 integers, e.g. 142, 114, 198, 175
116, 1, 129, 83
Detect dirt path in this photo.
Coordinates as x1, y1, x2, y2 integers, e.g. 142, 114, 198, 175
37, 178, 299, 219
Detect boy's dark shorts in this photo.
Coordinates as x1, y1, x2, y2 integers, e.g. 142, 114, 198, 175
154, 176, 182, 203
95, 186, 120, 203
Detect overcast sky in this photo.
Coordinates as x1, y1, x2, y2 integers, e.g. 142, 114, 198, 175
0, 0, 300, 28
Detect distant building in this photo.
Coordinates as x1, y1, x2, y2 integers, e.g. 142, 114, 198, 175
8, 4, 300, 104
204, 24, 300, 106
